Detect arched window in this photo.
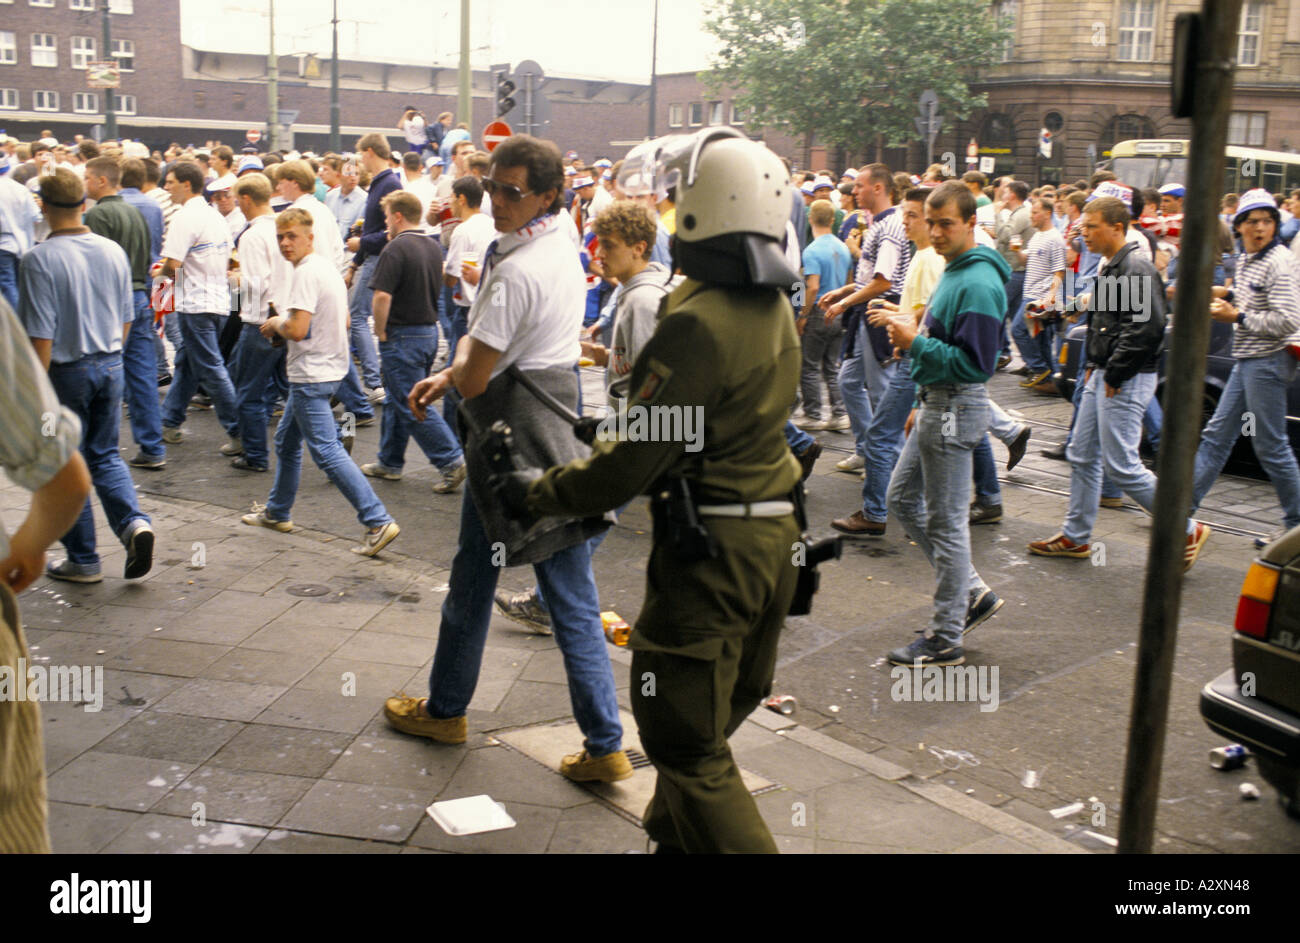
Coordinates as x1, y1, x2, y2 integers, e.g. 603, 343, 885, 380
1099, 114, 1156, 159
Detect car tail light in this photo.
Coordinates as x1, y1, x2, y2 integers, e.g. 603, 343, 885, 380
1234, 561, 1279, 639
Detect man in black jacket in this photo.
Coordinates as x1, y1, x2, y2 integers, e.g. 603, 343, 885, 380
1028, 195, 1211, 571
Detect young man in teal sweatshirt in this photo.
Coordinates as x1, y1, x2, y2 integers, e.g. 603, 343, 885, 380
883, 181, 1010, 665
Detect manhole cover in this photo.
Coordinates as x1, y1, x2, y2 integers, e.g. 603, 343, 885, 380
286, 583, 332, 597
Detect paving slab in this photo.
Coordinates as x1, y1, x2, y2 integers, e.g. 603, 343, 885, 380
277, 780, 429, 842
100, 814, 268, 853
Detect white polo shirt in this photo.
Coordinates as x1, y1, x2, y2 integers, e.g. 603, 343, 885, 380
468, 214, 584, 379
285, 252, 349, 384
291, 193, 345, 273
444, 211, 497, 307
162, 194, 232, 314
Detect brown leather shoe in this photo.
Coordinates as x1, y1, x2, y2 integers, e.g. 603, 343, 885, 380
831, 510, 886, 538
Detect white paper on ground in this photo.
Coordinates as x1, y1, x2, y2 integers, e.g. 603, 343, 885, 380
426, 795, 517, 835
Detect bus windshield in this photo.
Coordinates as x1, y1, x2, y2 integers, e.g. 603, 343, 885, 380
1111, 156, 1188, 190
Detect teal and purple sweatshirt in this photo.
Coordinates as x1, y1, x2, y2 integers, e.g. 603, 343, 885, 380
909, 244, 1010, 386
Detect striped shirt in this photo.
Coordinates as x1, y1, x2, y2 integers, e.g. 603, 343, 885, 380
1231, 241, 1300, 358
854, 205, 912, 300
148, 186, 181, 240
1023, 226, 1067, 301
0, 296, 81, 855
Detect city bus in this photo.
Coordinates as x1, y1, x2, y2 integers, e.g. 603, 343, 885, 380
1108, 138, 1300, 196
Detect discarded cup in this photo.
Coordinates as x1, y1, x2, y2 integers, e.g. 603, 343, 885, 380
600, 611, 630, 646
1239, 782, 1261, 800
763, 694, 797, 716
1209, 744, 1249, 771
1050, 801, 1085, 819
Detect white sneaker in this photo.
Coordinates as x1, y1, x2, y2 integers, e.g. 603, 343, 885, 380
365, 387, 387, 405
220, 437, 243, 456
824, 415, 851, 432
353, 520, 400, 557
835, 454, 865, 472
794, 416, 828, 431
162, 426, 184, 444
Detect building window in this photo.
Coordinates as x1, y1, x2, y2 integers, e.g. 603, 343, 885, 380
0, 88, 17, 109
73, 91, 97, 113
193, 90, 205, 108
71, 0, 94, 10
113, 93, 135, 115
668, 103, 682, 128
72, 36, 96, 70
1117, 0, 1156, 62
31, 34, 57, 68
708, 101, 724, 125
232, 90, 245, 110
688, 102, 704, 126
730, 103, 747, 125
0, 31, 15, 65
112, 38, 134, 71
109, 0, 133, 11
33, 90, 59, 111
1099, 113, 1156, 158
1227, 111, 1266, 146
30, 0, 55, 6
993, 0, 1017, 62
1238, 1, 1262, 67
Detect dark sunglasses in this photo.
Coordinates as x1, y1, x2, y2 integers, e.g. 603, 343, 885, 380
482, 177, 535, 202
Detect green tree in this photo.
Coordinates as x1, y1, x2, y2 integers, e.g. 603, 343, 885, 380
704, 0, 1010, 158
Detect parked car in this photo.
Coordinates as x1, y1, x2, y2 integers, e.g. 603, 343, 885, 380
1199, 524, 1300, 818
1051, 319, 1300, 464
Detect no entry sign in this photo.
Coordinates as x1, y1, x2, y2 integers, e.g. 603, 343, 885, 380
483, 120, 512, 152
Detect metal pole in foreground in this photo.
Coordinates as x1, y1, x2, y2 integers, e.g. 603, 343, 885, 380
100, 0, 116, 140
329, 0, 340, 154
647, 0, 658, 139
1117, 0, 1240, 854
267, 0, 279, 152
458, 0, 472, 134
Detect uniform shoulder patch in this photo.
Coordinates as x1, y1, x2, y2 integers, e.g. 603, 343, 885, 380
635, 358, 673, 404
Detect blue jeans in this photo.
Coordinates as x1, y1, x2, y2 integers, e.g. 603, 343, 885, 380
48, 353, 150, 567
231, 322, 287, 469
0, 250, 18, 311
267, 380, 392, 528
861, 355, 915, 523
836, 324, 872, 460
1067, 368, 1160, 500
972, 401, 1023, 503
886, 383, 990, 645
347, 257, 383, 389
377, 325, 463, 472
428, 490, 623, 756
1063, 370, 1178, 543
1011, 296, 1053, 374
1191, 350, 1300, 529
447, 304, 469, 362
162, 309, 182, 362
1002, 269, 1024, 356
122, 291, 164, 459
160, 313, 240, 436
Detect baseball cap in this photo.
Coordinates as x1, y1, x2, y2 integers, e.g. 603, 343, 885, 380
206, 172, 238, 193
1233, 188, 1280, 228
236, 155, 264, 176
799, 180, 817, 196
593, 158, 612, 169
572, 174, 596, 189
1157, 183, 1186, 198
424, 155, 444, 169
841, 168, 859, 180
811, 176, 834, 192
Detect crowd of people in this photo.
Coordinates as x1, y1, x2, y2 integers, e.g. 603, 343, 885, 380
1, 118, 1299, 853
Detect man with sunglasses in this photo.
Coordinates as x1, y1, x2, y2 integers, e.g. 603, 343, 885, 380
384, 135, 631, 786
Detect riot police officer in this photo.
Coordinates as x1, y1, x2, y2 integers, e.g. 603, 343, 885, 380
495, 129, 804, 853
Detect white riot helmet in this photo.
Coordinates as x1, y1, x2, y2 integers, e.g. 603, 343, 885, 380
618, 128, 798, 288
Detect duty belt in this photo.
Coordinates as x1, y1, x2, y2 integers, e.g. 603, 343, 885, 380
696, 500, 795, 519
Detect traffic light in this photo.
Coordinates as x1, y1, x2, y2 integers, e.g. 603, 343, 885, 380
495, 70, 516, 119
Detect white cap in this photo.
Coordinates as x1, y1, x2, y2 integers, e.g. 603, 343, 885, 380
206, 172, 238, 193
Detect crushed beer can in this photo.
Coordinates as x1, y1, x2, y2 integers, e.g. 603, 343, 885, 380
600, 611, 630, 647
1209, 744, 1249, 770
763, 695, 797, 716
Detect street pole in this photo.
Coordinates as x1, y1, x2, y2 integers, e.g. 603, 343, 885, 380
1117, 0, 1240, 854
100, 0, 116, 140
329, 0, 340, 153
267, 0, 279, 152
458, 0, 471, 133
647, 0, 658, 139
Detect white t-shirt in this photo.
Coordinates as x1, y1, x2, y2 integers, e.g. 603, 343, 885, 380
285, 252, 350, 384
291, 193, 345, 273
162, 194, 232, 314
235, 213, 293, 325
445, 212, 497, 307
402, 116, 428, 147
467, 214, 584, 379
402, 173, 439, 234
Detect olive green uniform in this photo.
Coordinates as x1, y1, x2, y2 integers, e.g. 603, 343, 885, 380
528, 277, 802, 853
